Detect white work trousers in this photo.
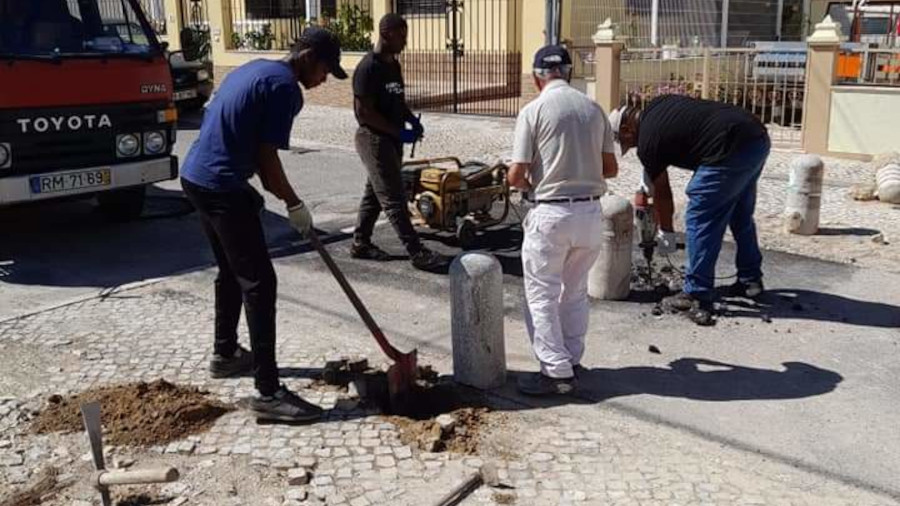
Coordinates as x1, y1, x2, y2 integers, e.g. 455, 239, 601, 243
522, 200, 604, 379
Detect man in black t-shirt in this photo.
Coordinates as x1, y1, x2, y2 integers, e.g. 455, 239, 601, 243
350, 13, 444, 271
611, 95, 771, 325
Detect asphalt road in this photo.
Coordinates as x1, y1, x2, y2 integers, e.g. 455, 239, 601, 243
2, 113, 899, 500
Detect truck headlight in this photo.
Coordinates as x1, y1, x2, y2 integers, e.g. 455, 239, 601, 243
143, 131, 166, 155
197, 69, 210, 81
116, 134, 140, 158
0, 143, 10, 169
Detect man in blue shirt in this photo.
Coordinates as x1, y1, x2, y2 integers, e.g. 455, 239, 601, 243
181, 27, 347, 423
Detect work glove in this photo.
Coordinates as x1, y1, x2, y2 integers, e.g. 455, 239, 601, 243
287, 200, 313, 238
409, 116, 425, 139
399, 128, 420, 144
656, 230, 678, 256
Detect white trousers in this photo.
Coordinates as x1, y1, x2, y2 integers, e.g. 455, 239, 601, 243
522, 200, 604, 378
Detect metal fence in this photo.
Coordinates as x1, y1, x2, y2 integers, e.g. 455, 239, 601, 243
229, 0, 373, 51
837, 48, 900, 86
620, 47, 805, 147
396, 0, 523, 117
137, 0, 167, 35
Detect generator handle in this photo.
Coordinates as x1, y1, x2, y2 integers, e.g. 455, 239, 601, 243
401, 157, 463, 170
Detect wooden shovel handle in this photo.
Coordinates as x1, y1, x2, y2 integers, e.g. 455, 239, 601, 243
95, 467, 179, 487
307, 230, 406, 361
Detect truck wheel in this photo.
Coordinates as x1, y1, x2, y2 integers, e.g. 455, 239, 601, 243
97, 186, 146, 221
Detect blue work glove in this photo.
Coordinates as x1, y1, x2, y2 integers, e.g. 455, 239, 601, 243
399, 128, 419, 144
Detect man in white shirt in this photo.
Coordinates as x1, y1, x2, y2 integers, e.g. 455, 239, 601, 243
508, 45, 619, 396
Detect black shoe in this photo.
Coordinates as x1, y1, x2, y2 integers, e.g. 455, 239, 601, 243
517, 372, 578, 396
410, 247, 445, 271
350, 242, 392, 261
688, 301, 716, 326
573, 364, 587, 379
662, 291, 697, 312
251, 385, 324, 422
209, 346, 254, 379
727, 279, 765, 299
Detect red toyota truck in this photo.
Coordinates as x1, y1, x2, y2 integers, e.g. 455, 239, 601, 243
0, 0, 178, 220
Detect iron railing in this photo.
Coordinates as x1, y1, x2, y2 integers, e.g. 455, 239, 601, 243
837, 48, 900, 86
137, 0, 167, 35
396, 0, 523, 117
620, 47, 805, 147
229, 0, 373, 51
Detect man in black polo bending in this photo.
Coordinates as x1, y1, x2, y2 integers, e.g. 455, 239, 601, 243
350, 13, 444, 271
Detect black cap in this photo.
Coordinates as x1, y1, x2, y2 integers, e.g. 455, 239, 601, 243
532, 45, 572, 70
298, 26, 348, 80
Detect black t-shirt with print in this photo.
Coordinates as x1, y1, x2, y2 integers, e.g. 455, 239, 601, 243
637, 94, 768, 178
353, 51, 408, 136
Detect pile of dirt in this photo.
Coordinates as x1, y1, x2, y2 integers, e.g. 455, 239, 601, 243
384, 407, 499, 454
31, 380, 233, 447
0, 467, 63, 506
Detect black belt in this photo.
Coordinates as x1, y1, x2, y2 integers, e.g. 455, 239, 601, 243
528, 195, 603, 204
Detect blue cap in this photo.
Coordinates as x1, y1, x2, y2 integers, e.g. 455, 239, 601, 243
298, 27, 348, 80
533, 45, 572, 70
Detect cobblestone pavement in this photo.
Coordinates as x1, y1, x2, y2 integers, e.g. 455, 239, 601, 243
292, 106, 899, 273
2, 283, 896, 505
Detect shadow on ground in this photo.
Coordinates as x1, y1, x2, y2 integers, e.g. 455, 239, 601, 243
492, 358, 843, 409
722, 289, 900, 328
0, 186, 315, 289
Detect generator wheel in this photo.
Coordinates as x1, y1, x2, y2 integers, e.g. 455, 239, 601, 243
457, 219, 477, 250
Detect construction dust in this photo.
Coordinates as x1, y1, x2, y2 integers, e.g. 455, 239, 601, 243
631, 263, 683, 298
0, 467, 63, 506
31, 380, 233, 447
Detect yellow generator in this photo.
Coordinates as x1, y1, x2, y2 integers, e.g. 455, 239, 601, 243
401, 158, 510, 249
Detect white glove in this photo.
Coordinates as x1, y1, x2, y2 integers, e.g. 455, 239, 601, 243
287, 201, 313, 237
656, 230, 678, 256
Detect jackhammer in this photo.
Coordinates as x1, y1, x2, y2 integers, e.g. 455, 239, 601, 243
634, 189, 657, 282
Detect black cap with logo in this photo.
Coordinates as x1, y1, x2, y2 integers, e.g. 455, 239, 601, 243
532, 45, 572, 70
298, 26, 348, 80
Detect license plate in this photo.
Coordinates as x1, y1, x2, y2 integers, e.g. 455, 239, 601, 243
30, 169, 111, 195
174, 89, 198, 101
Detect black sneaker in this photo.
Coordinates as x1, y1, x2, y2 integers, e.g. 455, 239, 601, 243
727, 279, 765, 299
350, 242, 392, 261
209, 346, 254, 379
662, 291, 697, 312
251, 385, 323, 422
517, 372, 578, 396
688, 301, 717, 327
410, 247, 445, 271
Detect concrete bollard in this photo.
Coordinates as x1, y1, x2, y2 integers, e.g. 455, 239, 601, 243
449, 253, 506, 389
784, 155, 825, 235
589, 195, 633, 300
876, 163, 900, 204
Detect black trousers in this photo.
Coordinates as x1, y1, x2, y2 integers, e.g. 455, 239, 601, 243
181, 178, 279, 396
353, 127, 422, 254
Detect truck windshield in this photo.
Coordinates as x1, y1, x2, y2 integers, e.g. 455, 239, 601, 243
0, 0, 158, 58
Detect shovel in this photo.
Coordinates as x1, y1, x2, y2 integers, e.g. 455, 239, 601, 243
307, 229, 418, 411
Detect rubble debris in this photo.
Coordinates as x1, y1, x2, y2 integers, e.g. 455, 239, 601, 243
648, 345, 661, 354
0, 467, 63, 506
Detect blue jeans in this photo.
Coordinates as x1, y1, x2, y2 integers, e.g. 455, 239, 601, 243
683, 137, 770, 302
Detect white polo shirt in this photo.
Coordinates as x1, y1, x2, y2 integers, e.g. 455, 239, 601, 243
511, 80, 615, 201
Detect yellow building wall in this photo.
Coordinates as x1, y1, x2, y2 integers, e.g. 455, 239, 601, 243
828, 85, 900, 155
